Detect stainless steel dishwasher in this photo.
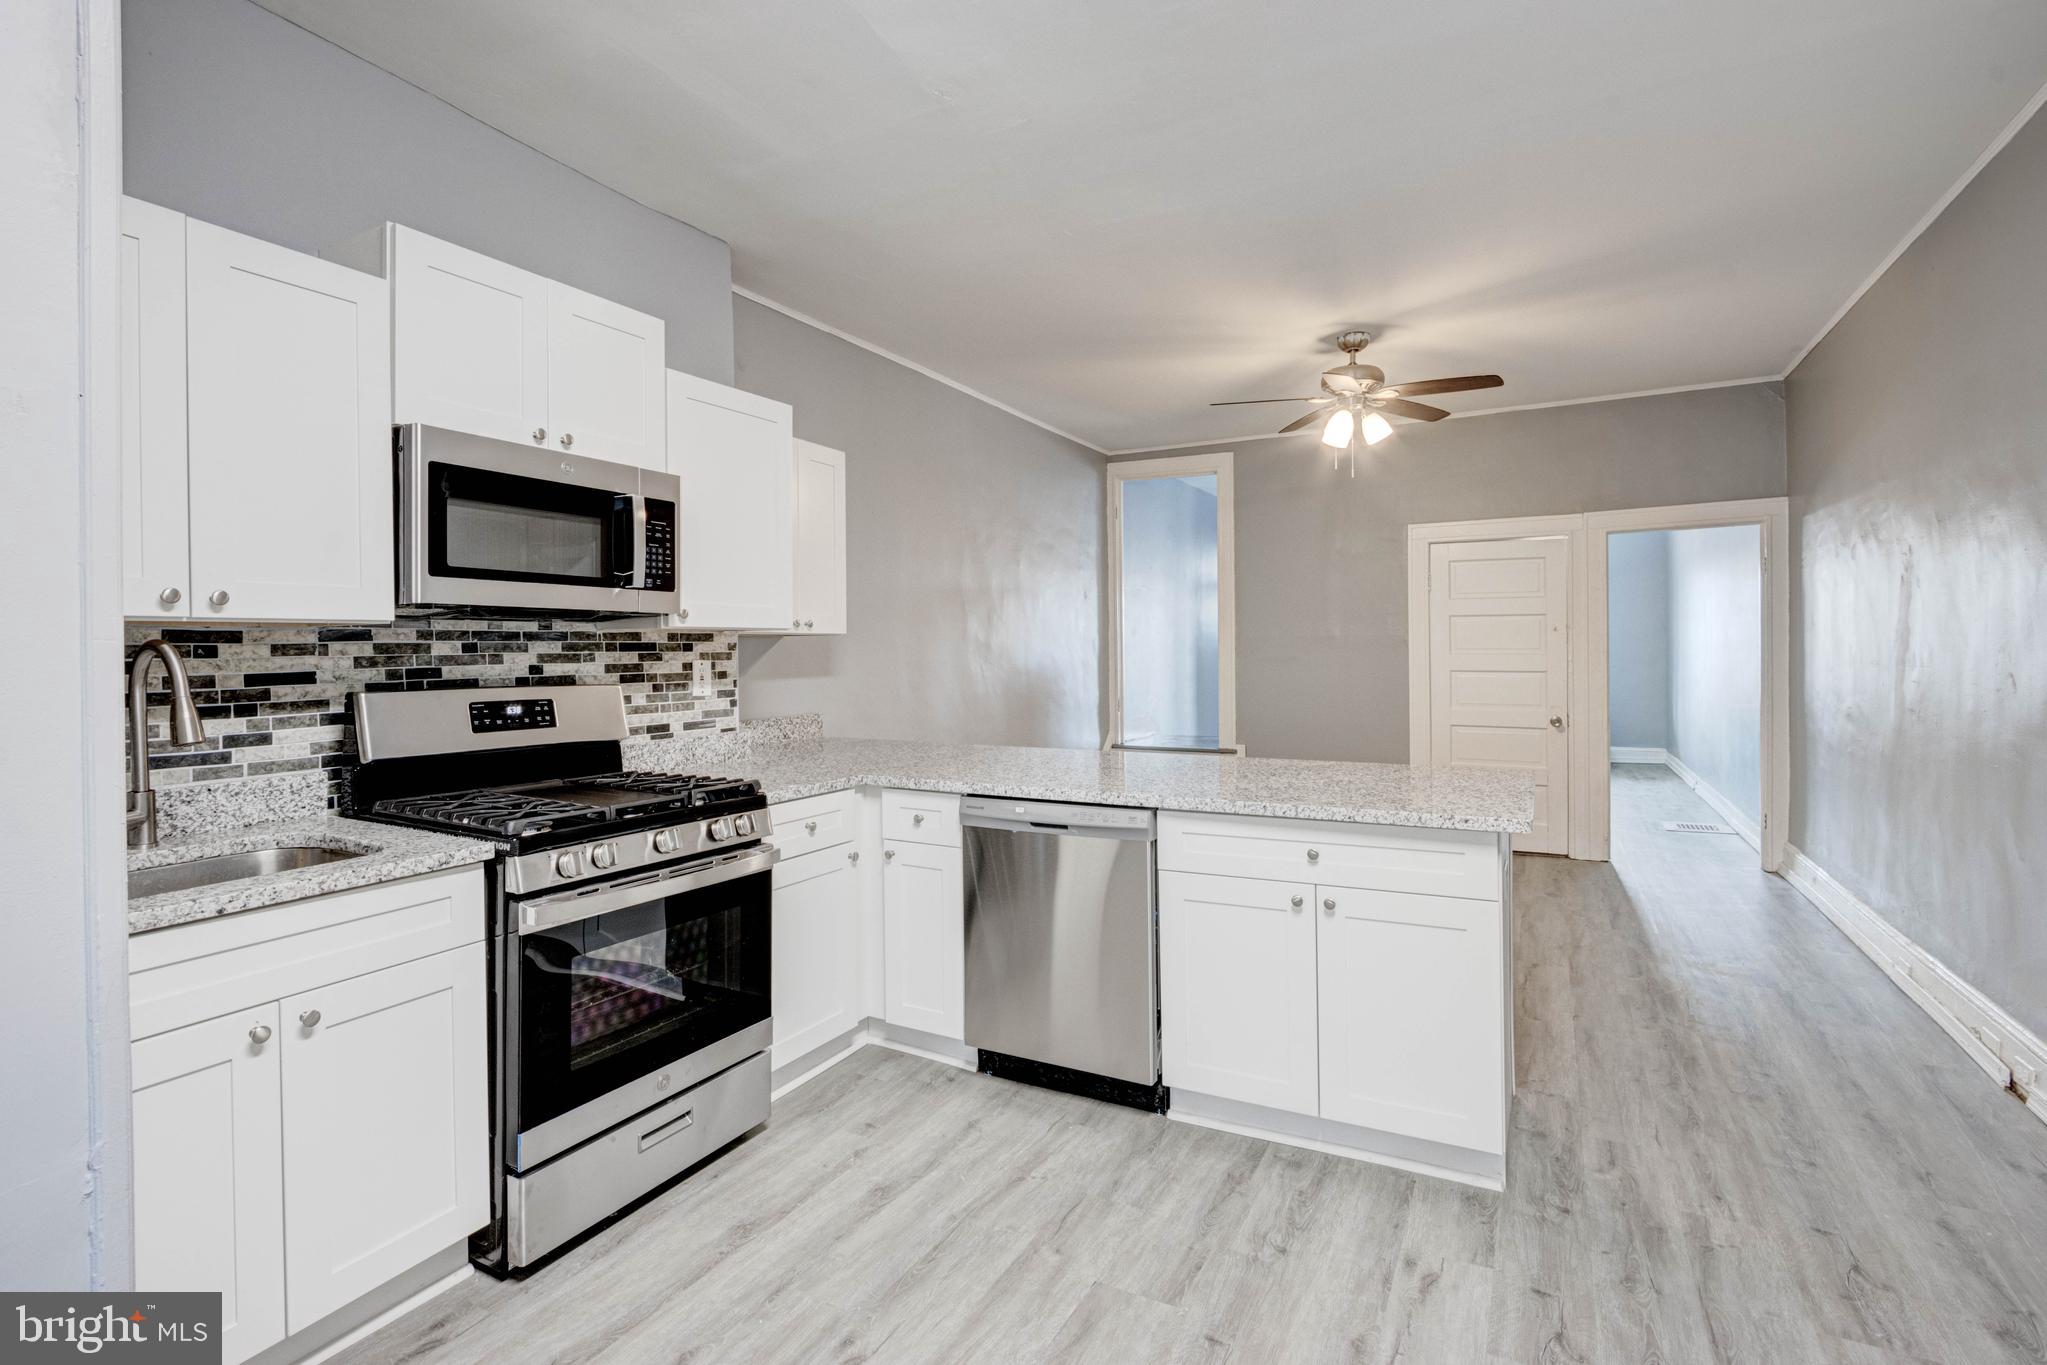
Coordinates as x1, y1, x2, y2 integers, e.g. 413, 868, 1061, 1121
960, 797, 1162, 1110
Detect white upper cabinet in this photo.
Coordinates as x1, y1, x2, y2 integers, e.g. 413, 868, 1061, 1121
185, 219, 393, 622
120, 196, 192, 619
791, 438, 848, 635
387, 226, 549, 446
666, 369, 794, 629
344, 224, 666, 467
547, 282, 666, 466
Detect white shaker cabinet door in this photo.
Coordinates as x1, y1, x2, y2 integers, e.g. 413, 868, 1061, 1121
132, 1004, 287, 1365
1314, 886, 1505, 1153
665, 369, 794, 628
184, 221, 392, 622
389, 226, 550, 447
279, 944, 488, 1332
771, 844, 864, 1069
546, 281, 665, 468
882, 839, 965, 1041
119, 196, 191, 619
791, 438, 848, 635
1158, 870, 1319, 1115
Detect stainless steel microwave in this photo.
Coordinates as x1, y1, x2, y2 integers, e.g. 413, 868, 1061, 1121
396, 424, 680, 619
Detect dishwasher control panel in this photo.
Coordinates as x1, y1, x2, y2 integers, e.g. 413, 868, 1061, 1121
958, 797, 1156, 833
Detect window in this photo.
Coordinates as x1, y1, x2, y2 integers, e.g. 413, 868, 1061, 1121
1107, 453, 1237, 752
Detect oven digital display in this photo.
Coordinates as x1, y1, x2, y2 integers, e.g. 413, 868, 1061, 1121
469, 698, 558, 733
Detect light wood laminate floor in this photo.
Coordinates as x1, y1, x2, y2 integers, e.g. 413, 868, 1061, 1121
339, 766, 2047, 1364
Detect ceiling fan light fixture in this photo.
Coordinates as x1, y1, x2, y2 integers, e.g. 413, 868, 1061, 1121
1320, 408, 1354, 449
1360, 411, 1393, 446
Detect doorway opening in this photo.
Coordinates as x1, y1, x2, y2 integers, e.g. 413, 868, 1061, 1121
1605, 525, 1765, 869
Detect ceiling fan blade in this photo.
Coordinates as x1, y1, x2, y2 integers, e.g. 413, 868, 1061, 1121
1209, 397, 1329, 407
1279, 407, 1333, 434
1380, 375, 1503, 398
1375, 397, 1452, 422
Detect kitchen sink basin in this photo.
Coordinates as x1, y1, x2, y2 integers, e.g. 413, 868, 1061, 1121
128, 845, 365, 898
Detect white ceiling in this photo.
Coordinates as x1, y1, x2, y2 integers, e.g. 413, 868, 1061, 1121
256, 0, 2047, 453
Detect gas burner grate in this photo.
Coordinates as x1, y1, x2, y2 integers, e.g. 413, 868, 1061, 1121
373, 790, 612, 837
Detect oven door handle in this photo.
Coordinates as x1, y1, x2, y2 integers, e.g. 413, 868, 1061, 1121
515, 844, 778, 935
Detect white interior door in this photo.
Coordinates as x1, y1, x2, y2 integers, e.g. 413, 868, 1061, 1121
132, 1005, 286, 1365
1428, 537, 1570, 854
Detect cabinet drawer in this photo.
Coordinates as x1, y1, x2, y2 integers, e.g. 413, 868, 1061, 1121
767, 789, 857, 860
130, 866, 486, 1040
1159, 812, 1498, 902
881, 789, 960, 848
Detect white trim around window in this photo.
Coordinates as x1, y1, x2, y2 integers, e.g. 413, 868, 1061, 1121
1105, 453, 1239, 753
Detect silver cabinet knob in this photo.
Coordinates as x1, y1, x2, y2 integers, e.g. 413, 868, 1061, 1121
532, 427, 546, 443
1549, 714, 1565, 730
1306, 848, 1320, 862
560, 433, 574, 448
912, 813, 925, 827
208, 589, 230, 608
249, 1022, 272, 1045
298, 1009, 322, 1029
677, 608, 689, 622
792, 619, 801, 629
1290, 895, 1304, 909
1323, 898, 1336, 914
883, 848, 896, 861
159, 587, 182, 606
805, 820, 818, 834
804, 619, 814, 629
848, 850, 860, 864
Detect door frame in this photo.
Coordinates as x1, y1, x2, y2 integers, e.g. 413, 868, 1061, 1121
1104, 452, 1239, 752
1585, 497, 1790, 871
1407, 498, 1789, 870
1406, 515, 1591, 859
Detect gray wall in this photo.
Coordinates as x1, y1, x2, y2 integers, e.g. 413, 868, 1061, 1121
1668, 524, 1762, 823
732, 298, 1104, 748
1787, 104, 2047, 1039
1114, 383, 1786, 761
1606, 530, 1672, 751
123, 0, 734, 381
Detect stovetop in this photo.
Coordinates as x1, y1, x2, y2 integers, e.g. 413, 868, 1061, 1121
367, 770, 767, 843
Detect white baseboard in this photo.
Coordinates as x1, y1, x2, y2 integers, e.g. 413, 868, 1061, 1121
1782, 845, 2046, 1127
1658, 750, 1762, 853
1609, 746, 1670, 765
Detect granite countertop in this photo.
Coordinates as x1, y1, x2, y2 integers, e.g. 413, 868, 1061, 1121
128, 815, 497, 935
631, 736, 1535, 833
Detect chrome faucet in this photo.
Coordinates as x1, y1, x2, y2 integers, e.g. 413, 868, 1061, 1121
127, 639, 207, 849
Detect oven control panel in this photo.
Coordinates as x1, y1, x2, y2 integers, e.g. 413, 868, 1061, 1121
642, 499, 676, 592
469, 697, 558, 734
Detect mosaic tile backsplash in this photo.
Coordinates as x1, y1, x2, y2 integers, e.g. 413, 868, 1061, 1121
124, 620, 743, 808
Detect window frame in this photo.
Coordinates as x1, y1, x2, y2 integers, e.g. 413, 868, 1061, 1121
1104, 452, 1239, 753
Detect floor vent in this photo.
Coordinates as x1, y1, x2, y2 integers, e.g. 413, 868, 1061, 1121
1664, 820, 1735, 835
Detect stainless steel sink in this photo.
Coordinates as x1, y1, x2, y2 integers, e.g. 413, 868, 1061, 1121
128, 846, 365, 898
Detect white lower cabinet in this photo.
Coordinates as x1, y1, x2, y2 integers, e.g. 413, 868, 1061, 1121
1158, 812, 1509, 1172
771, 842, 864, 1068
129, 868, 488, 1362
881, 838, 965, 1041
1158, 870, 1319, 1114
280, 946, 489, 1331
132, 1006, 287, 1365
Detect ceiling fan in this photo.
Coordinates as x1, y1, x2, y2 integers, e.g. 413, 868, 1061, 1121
1211, 331, 1502, 473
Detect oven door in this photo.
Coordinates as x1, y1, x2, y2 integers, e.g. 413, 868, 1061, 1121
507, 845, 774, 1170
398, 423, 676, 616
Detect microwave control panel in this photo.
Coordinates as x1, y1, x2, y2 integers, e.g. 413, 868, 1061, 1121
469, 697, 558, 734
643, 499, 676, 592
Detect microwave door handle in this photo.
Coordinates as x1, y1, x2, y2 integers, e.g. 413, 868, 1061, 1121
610, 495, 639, 585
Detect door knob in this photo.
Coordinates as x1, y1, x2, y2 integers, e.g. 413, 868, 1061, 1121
249, 1022, 272, 1045
159, 587, 182, 606
1549, 714, 1565, 730
208, 590, 230, 608
298, 1009, 322, 1029
560, 433, 575, 448
532, 427, 546, 443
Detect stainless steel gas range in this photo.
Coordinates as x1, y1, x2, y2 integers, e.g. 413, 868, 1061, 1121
346, 683, 774, 1274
